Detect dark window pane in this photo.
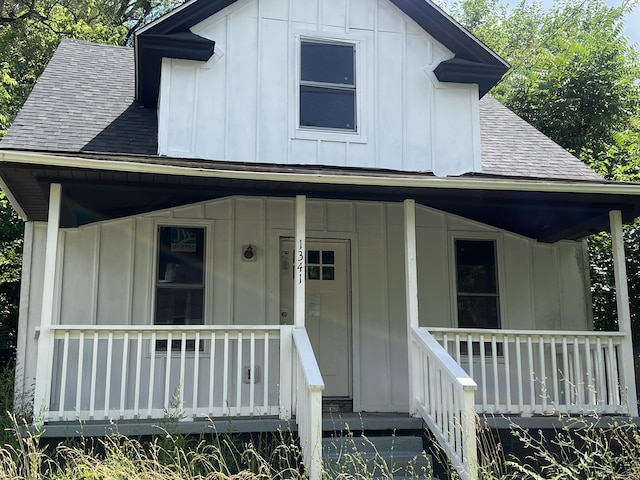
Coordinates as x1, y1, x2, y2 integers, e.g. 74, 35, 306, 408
155, 288, 203, 325
322, 250, 334, 265
308, 250, 320, 264
322, 266, 335, 280
156, 339, 203, 352
301, 42, 354, 85
300, 86, 355, 130
457, 295, 499, 329
308, 266, 320, 280
157, 227, 205, 284
455, 240, 496, 294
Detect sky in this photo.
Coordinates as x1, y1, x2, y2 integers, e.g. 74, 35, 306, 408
502, 0, 640, 50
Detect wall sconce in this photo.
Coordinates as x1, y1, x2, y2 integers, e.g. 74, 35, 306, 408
242, 244, 257, 262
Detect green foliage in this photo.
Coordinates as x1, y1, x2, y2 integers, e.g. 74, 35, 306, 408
0, 0, 185, 357
0, 192, 21, 357
451, 0, 640, 165
449, 0, 640, 339
0, 0, 185, 136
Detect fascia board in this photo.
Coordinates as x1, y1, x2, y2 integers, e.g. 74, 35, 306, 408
1, 150, 639, 197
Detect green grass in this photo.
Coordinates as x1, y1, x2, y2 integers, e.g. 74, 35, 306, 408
3, 359, 640, 479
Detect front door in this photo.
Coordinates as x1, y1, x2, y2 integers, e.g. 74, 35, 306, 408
280, 239, 351, 398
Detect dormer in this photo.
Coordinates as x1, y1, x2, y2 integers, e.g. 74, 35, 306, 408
134, 0, 509, 176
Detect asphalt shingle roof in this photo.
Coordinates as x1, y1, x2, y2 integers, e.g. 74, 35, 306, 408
479, 96, 601, 180
1, 38, 602, 182
1, 39, 157, 155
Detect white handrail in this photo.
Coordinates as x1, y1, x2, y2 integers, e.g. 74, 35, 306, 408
411, 326, 477, 480
428, 327, 628, 415
292, 328, 324, 480
49, 324, 283, 332
428, 326, 626, 339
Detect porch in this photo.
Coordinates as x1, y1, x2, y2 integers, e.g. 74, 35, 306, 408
28, 191, 639, 480
37, 322, 636, 479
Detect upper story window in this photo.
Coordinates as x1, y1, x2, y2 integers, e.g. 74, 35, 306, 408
299, 40, 356, 131
454, 239, 500, 330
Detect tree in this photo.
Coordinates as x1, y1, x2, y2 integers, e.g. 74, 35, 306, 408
0, 0, 185, 135
0, 0, 185, 361
449, 0, 640, 336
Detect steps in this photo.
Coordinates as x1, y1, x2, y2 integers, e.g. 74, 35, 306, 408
322, 433, 434, 479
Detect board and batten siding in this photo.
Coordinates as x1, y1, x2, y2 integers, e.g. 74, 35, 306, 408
157, 0, 481, 177
16, 197, 590, 413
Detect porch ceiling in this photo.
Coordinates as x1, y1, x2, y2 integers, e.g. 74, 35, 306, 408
2, 159, 640, 243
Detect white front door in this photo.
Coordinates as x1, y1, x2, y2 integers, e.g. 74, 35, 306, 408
280, 238, 351, 398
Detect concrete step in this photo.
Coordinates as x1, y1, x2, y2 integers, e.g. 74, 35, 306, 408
323, 434, 433, 478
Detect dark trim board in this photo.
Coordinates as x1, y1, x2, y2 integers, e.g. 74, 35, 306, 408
37, 413, 424, 437
1, 161, 639, 242
483, 414, 640, 430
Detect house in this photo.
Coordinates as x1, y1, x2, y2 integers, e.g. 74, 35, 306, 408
1, 0, 640, 478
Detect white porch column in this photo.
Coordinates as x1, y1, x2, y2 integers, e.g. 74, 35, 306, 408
404, 199, 420, 415
294, 195, 306, 328
610, 210, 638, 416
33, 183, 62, 420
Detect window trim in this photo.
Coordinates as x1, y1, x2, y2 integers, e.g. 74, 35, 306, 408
448, 232, 505, 330
292, 32, 368, 144
151, 219, 213, 356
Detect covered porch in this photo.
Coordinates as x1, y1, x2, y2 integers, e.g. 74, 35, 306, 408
28, 182, 639, 480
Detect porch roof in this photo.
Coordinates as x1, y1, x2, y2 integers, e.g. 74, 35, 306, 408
2, 150, 640, 243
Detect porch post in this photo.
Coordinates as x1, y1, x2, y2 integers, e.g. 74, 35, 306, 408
404, 199, 419, 415
294, 195, 306, 328
33, 183, 62, 420
279, 195, 306, 419
609, 210, 638, 416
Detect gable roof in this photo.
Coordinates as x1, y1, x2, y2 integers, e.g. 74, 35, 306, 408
1, 38, 600, 182
134, 0, 509, 107
3, 38, 639, 243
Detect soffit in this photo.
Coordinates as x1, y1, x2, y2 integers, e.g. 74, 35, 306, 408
1, 161, 637, 243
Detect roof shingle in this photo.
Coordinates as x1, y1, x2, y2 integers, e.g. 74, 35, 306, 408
0, 38, 602, 182
1, 39, 157, 155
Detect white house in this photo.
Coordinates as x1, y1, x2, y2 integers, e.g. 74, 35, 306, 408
2, 0, 640, 478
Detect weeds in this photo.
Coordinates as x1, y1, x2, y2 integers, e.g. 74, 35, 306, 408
465, 414, 640, 480
0, 412, 306, 479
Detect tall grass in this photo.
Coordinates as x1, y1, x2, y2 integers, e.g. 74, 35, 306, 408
471, 414, 640, 480
0, 413, 306, 479
3, 357, 640, 479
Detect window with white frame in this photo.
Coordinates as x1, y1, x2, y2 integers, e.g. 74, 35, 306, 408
155, 225, 205, 351
454, 239, 500, 330
299, 39, 356, 131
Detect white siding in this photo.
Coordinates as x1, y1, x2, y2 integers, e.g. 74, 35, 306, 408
18, 198, 591, 413
157, 0, 481, 176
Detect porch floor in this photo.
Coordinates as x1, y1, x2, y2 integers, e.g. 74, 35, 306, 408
39, 413, 425, 438
40, 412, 638, 438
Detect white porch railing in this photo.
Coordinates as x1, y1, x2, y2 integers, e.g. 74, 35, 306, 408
429, 327, 630, 415
46, 325, 284, 422
292, 328, 324, 480
411, 326, 478, 480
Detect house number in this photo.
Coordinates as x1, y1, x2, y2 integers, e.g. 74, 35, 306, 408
297, 240, 304, 284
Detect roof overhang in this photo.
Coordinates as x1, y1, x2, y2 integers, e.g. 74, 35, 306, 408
1, 150, 639, 243
135, 31, 215, 108
434, 59, 508, 97
134, 0, 509, 107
